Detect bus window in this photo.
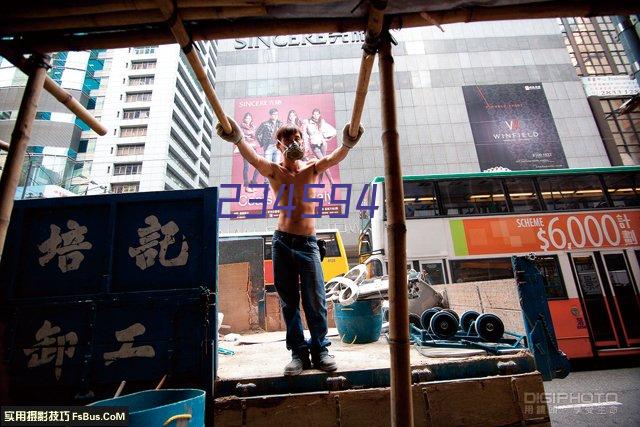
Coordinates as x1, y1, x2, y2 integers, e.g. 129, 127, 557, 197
317, 232, 341, 257
503, 177, 542, 212
420, 262, 445, 285
403, 181, 438, 218
537, 174, 608, 211
366, 258, 383, 278
450, 258, 513, 283
263, 236, 272, 260
535, 255, 567, 299
439, 179, 507, 216
603, 172, 640, 207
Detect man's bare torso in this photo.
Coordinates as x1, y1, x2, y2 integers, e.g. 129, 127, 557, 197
266, 160, 319, 236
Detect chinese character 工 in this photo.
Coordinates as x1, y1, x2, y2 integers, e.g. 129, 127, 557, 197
128, 215, 189, 270
38, 220, 92, 273
103, 323, 155, 366
23, 320, 78, 380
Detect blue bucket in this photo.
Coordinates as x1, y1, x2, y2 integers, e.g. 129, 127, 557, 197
334, 300, 383, 344
89, 389, 205, 427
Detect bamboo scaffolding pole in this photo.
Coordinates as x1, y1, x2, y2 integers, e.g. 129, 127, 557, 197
379, 36, 413, 427
0, 47, 108, 136
0, 140, 9, 152
155, 0, 231, 134
348, 0, 385, 139
0, 54, 49, 259
9, 0, 636, 53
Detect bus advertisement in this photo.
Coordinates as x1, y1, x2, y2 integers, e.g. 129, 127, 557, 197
359, 167, 640, 360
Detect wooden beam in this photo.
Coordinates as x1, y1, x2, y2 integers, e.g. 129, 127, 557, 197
379, 35, 413, 427
4, 0, 157, 19
0, 47, 108, 136
155, 0, 232, 133
4, 0, 638, 52
0, 54, 49, 258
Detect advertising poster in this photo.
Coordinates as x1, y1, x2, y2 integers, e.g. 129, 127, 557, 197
231, 94, 342, 219
450, 210, 640, 256
462, 83, 568, 171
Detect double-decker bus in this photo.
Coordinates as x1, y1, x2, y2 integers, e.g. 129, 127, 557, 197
358, 167, 640, 359
221, 229, 349, 289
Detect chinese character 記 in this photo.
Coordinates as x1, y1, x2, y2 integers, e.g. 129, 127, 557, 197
38, 220, 92, 273
103, 323, 155, 366
23, 320, 78, 380
128, 215, 189, 270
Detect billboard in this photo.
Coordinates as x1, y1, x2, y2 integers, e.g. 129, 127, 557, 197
462, 83, 568, 171
450, 210, 640, 256
230, 94, 342, 219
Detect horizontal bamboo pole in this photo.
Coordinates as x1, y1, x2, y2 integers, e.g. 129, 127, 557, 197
6, 0, 638, 52
349, 1, 385, 138
0, 140, 9, 151
155, 0, 231, 134
4, 0, 334, 20
1, 6, 266, 33
0, 47, 108, 136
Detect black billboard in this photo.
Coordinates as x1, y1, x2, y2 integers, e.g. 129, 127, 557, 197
462, 83, 568, 171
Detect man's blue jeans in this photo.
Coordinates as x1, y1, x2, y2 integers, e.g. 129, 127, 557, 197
271, 230, 330, 357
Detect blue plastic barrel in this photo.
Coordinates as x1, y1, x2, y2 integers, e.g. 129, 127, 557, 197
334, 300, 383, 344
89, 389, 205, 427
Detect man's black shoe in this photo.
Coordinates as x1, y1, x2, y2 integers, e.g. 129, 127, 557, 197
284, 353, 311, 376
312, 351, 337, 372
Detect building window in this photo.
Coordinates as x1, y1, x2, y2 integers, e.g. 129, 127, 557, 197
560, 16, 630, 76
125, 92, 152, 102
131, 60, 156, 70
128, 76, 154, 86
120, 126, 147, 137
113, 163, 142, 176
122, 108, 150, 120
132, 46, 157, 55
111, 182, 140, 193
116, 144, 145, 156
602, 99, 640, 164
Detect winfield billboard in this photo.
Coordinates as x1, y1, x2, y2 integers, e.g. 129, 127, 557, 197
230, 93, 342, 219
463, 83, 568, 171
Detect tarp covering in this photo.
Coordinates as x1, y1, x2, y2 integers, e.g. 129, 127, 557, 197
0, 0, 637, 52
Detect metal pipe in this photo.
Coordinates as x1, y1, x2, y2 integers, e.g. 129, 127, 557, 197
379, 36, 413, 426
155, 0, 232, 134
587, 96, 624, 166
0, 46, 108, 136
20, 153, 33, 200
349, 1, 386, 138
612, 15, 640, 86
0, 53, 49, 258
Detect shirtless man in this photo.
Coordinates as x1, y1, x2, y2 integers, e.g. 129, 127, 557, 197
217, 117, 364, 375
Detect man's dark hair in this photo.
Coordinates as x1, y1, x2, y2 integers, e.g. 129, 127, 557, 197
275, 123, 301, 144
269, 108, 279, 115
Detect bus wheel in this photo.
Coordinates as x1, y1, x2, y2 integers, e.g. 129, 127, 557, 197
429, 310, 459, 339
474, 313, 504, 342
420, 307, 441, 330
460, 310, 480, 333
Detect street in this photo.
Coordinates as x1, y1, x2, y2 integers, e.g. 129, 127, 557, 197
544, 361, 640, 426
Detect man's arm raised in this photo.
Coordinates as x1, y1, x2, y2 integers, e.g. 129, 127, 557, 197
216, 117, 273, 177
315, 123, 364, 175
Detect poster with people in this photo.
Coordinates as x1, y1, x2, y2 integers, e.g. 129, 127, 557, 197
231, 94, 342, 219
462, 83, 568, 171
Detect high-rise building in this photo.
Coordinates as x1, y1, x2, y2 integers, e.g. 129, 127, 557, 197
559, 15, 640, 165
211, 19, 614, 253
0, 51, 102, 197
85, 42, 218, 194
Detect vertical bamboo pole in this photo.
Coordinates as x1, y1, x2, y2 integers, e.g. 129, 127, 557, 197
0, 53, 49, 258
348, 0, 386, 138
379, 37, 413, 426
